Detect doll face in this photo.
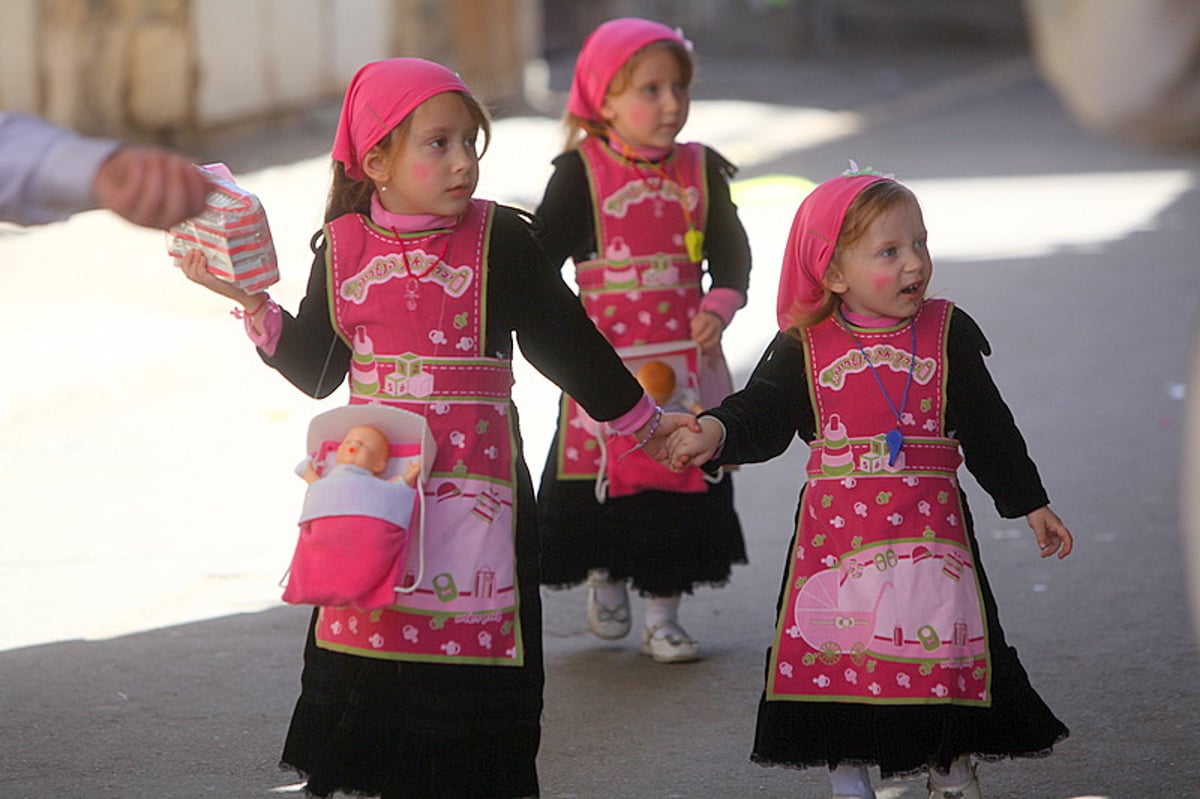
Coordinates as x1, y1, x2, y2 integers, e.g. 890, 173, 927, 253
336, 426, 390, 475
601, 46, 690, 151
826, 199, 932, 320
364, 92, 480, 218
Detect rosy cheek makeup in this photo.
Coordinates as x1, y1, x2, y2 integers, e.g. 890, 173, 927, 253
411, 163, 432, 183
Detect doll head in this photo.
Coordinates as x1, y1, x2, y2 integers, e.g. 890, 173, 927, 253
636, 359, 678, 404
335, 425, 391, 475
776, 169, 923, 331
326, 58, 492, 221
563, 17, 693, 150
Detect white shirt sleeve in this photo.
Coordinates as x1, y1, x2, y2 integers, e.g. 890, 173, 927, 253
0, 112, 120, 225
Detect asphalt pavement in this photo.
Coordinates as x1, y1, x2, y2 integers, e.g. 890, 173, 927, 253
2, 32, 1199, 799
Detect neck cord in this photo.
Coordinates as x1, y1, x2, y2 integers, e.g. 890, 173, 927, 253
839, 310, 917, 466
615, 142, 704, 262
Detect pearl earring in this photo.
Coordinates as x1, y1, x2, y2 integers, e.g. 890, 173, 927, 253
379, 185, 389, 192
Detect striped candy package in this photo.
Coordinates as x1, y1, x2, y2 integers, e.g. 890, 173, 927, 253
167, 163, 279, 293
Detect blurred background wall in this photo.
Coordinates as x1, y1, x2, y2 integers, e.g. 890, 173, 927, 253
0, 0, 1196, 151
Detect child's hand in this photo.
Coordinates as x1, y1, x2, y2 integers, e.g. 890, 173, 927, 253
177, 249, 257, 305
1027, 506, 1074, 559
640, 412, 701, 466
689, 311, 724, 352
666, 416, 723, 471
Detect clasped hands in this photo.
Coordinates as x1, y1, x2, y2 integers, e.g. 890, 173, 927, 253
638, 413, 724, 472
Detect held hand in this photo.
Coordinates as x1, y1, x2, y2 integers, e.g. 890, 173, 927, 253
689, 311, 724, 352
93, 146, 211, 229
666, 416, 723, 471
639, 411, 701, 467
1027, 506, 1074, 559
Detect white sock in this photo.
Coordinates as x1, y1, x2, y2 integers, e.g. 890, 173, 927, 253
928, 754, 973, 789
828, 763, 874, 798
643, 594, 682, 635
588, 570, 627, 608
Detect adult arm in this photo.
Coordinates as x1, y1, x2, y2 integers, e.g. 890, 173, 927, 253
0, 112, 209, 228
0, 112, 118, 225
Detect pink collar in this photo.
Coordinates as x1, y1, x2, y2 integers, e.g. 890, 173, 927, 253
370, 193, 457, 233
840, 308, 905, 328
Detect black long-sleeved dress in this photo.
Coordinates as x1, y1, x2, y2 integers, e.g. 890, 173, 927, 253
705, 308, 1068, 778
534, 146, 750, 596
265, 205, 647, 798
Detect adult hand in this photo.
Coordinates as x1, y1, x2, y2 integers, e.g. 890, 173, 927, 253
93, 146, 211, 229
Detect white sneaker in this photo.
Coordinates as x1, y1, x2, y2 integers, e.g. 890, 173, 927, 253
585, 574, 631, 640
928, 764, 982, 799
640, 622, 701, 663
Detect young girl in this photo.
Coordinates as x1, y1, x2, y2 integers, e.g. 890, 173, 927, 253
534, 17, 751, 663
664, 168, 1074, 798
178, 57, 686, 799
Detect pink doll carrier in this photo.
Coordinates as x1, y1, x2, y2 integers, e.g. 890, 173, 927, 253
596, 341, 722, 500
166, 162, 279, 293
281, 404, 436, 611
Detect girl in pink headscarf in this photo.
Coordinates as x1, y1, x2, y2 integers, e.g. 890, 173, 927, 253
665, 167, 1074, 799
534, 17, 751, 665
176, 57, 691, 799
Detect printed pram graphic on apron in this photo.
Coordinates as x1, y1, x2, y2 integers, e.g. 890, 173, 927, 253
315, 200, 523, 666
767, 300, 992, 705
556, 139, 730, 492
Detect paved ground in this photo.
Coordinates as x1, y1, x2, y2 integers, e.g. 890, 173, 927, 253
2, 26, 1199, 799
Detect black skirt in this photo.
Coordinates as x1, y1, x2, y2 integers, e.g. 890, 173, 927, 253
537, 430, 747, 597
750, 497, 1068, 779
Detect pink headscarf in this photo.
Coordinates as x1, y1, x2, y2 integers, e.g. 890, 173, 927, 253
775, 173, 891, 330
331, 58, 471, 180
566, 17, 690, 123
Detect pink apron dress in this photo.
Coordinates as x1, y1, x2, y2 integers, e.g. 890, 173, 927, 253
767, 300, 992, 706
555, 138, 731, 495
313, 200, 523, 667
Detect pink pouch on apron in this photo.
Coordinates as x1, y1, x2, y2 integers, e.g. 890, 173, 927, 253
602, 434, 708, 498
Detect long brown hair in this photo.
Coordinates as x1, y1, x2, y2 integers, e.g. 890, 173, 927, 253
784, 180, 919, 335
323, 91, 492, 224
561, 39, 694, 151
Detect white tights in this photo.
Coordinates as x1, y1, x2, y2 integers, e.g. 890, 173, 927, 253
828, 763, 874, 798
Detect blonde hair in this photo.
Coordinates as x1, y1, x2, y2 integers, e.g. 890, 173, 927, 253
324, 91, 492, 223
562, 39, 694, 151
784, 180, 920, 336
